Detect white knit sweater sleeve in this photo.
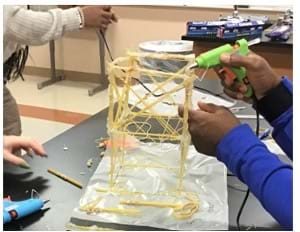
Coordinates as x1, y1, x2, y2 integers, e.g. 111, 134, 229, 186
4, 5, 81, 46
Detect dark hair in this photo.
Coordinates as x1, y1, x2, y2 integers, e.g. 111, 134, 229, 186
3, 45, 29, 83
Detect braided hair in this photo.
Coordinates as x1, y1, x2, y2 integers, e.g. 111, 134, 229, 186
4, 45, 29, 82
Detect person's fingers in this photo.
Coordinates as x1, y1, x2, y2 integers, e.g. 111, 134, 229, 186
26, 139, 46, 157
3, 150, 30, 168
187, 110, 211, 136
221, 78, 247, 94
112, 13, 118, 22
215, 64, 249, 91
235, 82, 247, 93
230, 81, 247, 94
188, 108, 211, 123
13, 137, 47, 157
101, 11, 114, 20
178, 105, 199, 119
23, 148, 34, 158
197, 101, 219, 113
224, 88, 244, 100
99, 23, 110, 32
100, 26, 108, 33
100, 16, 111, 25
102, 6, 112, 11
224, 75, 235, 86
220, 77, 238, 90
179, 105, 211, 123
101, 22, 110, 29
223, 87, 252, 103
188, 121, 199, 135
220, 53, 254, 68
214, 66, 235, 87
29, 140, 47, 157
101, 10, 118, 23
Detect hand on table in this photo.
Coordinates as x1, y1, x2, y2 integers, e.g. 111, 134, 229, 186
3, 136, 47, 168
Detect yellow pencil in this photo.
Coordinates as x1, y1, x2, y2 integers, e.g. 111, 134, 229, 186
47, 168, 83, 189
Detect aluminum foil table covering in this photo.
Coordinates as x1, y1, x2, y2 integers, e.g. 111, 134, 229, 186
70, 142, 228, 230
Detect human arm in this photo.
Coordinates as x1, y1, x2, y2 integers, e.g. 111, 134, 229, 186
178, 102, 293, 229
217, 124, 292, 229
4, 5, 117, 45
218, 53, 293, 159
4, 5, 82, 45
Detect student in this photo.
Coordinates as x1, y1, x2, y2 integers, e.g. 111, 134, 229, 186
3, 136, 47, 169
179, 52, 292, 229
3, 5, 118, 136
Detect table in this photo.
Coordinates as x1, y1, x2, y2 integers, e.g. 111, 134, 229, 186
3, 99, 287, 230
3, 111, 108, 231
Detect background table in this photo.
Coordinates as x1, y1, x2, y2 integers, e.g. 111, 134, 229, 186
3, 84, 288, 230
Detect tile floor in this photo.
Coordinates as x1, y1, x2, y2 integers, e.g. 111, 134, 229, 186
6, 74, 109, 143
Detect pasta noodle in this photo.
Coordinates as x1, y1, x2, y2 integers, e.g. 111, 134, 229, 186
81, 52, 207, 220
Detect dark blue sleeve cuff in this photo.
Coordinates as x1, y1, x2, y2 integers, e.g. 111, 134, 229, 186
255, 76, 292, 123
270, 107, 293, 159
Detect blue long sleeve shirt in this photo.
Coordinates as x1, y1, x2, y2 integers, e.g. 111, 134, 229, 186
217, 77, 293, 229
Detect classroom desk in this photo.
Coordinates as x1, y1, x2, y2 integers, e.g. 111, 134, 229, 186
182, 33, 293, 80
3, 89, 289, 230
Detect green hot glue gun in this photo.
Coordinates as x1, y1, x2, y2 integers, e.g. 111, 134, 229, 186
189, 38, 261, 98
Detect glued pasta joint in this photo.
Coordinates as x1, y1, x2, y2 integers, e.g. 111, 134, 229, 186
173, 193, 200, 219
173, 202, 199, 219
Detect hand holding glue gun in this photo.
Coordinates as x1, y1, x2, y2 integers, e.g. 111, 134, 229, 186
180, 39, 283, 156
189, 38, 281, 101
217, 50, 282, 103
